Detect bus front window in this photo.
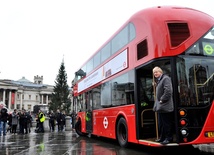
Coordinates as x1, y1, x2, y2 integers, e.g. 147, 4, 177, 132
176, 57, 214, 106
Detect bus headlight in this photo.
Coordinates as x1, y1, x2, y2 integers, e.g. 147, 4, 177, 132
181, 128, 189, 137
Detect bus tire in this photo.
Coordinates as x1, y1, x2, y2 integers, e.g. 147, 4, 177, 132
75, 120, 84, 136
117, 117, 129, 147
75, 120, 89, 136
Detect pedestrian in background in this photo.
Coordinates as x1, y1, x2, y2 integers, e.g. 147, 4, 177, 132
7, 112, 12, 133
56, 109, 62, 132
0, 103, 8, 136
48, 110, 55, 132
38, 109, 45, 133
11, 109, 19, 134
61, 111, 66, 131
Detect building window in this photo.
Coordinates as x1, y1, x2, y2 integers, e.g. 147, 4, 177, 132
27, 104, 31, 111
22, 94, 24, 100
29, 95, 31, 100
17, 104, 20, 110
36, 95, 38, 101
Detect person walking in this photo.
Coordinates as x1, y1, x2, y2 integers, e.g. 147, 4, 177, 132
0, 103, 8, 136
152, 66, 174, 145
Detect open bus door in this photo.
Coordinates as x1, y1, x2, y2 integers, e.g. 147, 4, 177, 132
136, 67, 157, 140
136, 59, 175, 142
85, 91, 93, 133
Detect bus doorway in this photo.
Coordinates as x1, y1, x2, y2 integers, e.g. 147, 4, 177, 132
136, 59, 174, 141
85, 91, 93, 133
136, 67, 157, 140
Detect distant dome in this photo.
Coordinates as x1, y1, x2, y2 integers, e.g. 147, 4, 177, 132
17, 77, 31, 83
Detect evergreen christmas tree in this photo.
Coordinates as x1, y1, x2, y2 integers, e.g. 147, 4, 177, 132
50, 60, 71, 114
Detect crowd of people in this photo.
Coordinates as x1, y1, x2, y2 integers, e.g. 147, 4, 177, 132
0, 103, 33, 136
0, 102, 69, 136
47, 109, 66, 132
33, 108, 67, 133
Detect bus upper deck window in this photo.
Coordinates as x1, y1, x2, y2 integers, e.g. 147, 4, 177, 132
137, 40, 148, 60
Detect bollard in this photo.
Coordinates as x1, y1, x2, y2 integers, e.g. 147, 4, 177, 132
65, 116, 72, 131
32, 121, 37, 128
44, 117, 50, 132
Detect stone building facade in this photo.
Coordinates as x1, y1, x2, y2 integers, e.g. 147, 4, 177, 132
0, 75, 53, 112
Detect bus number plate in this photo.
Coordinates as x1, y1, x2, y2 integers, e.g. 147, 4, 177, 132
208, 132, 214, 137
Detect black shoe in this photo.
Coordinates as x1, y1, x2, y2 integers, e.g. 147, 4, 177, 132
160, 139, 172, 145
155, 138, 164, 142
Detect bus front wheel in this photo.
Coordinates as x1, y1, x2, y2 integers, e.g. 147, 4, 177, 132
117, 117, 129, 147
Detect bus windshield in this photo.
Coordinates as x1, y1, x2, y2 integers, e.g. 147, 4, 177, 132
177, 57, 214, 107
177, 27, 214, 107
185, 27, 214, 57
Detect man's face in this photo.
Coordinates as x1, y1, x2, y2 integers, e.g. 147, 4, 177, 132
153, 70, 162, 78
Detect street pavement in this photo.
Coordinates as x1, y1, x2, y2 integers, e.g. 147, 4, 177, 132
0, 128, 78, 155
0, 127, 214, 155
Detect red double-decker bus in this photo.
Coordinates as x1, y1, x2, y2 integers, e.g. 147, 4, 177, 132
71, 6, 214, 147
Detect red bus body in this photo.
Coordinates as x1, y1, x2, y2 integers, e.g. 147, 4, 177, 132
72, 6, 214, 147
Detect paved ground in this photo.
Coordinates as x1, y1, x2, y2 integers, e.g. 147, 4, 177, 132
0, 128, 78, 155
0, 128, 214, 155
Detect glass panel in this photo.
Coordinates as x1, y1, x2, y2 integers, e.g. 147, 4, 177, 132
86, 58, 93, 74
101, 42, 111, 62
112, 26, 129, 54
111, 70, 134, 106
93, 86, 101, 109
94, 51, 101, 69
176, 57, 214, 106
186, 27, 214, 57
101, 81, 111, 107
129, 22, 136, 41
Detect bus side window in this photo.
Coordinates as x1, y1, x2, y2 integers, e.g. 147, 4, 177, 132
101, 82, 112, 107
93, 86, 102, 109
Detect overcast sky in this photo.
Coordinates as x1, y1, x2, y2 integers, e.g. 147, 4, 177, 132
0, 0, 213, 86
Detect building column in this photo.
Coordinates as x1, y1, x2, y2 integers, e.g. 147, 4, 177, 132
46, 95, 48, 104
8, 91, 11, 110
15, 91, 17, 109
20, 94, 23, 110
3, 90, 5, 104
42, 95, 43, 104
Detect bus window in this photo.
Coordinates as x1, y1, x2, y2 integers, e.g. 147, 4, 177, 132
139, 76, 153, 107
111, 71, 134, 106
137, 39, 148, 60
94, 52, 101, 69
101, 42, 111, 63
176, 57, 214, 106
93, 86, 101, 109
112, 25, 129, 54
78, 94, 85, 112
101, 81, 111, 107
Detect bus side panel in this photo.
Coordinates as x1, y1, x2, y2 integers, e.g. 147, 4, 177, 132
190, 100, 214, 144
92, 105, 138, 143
